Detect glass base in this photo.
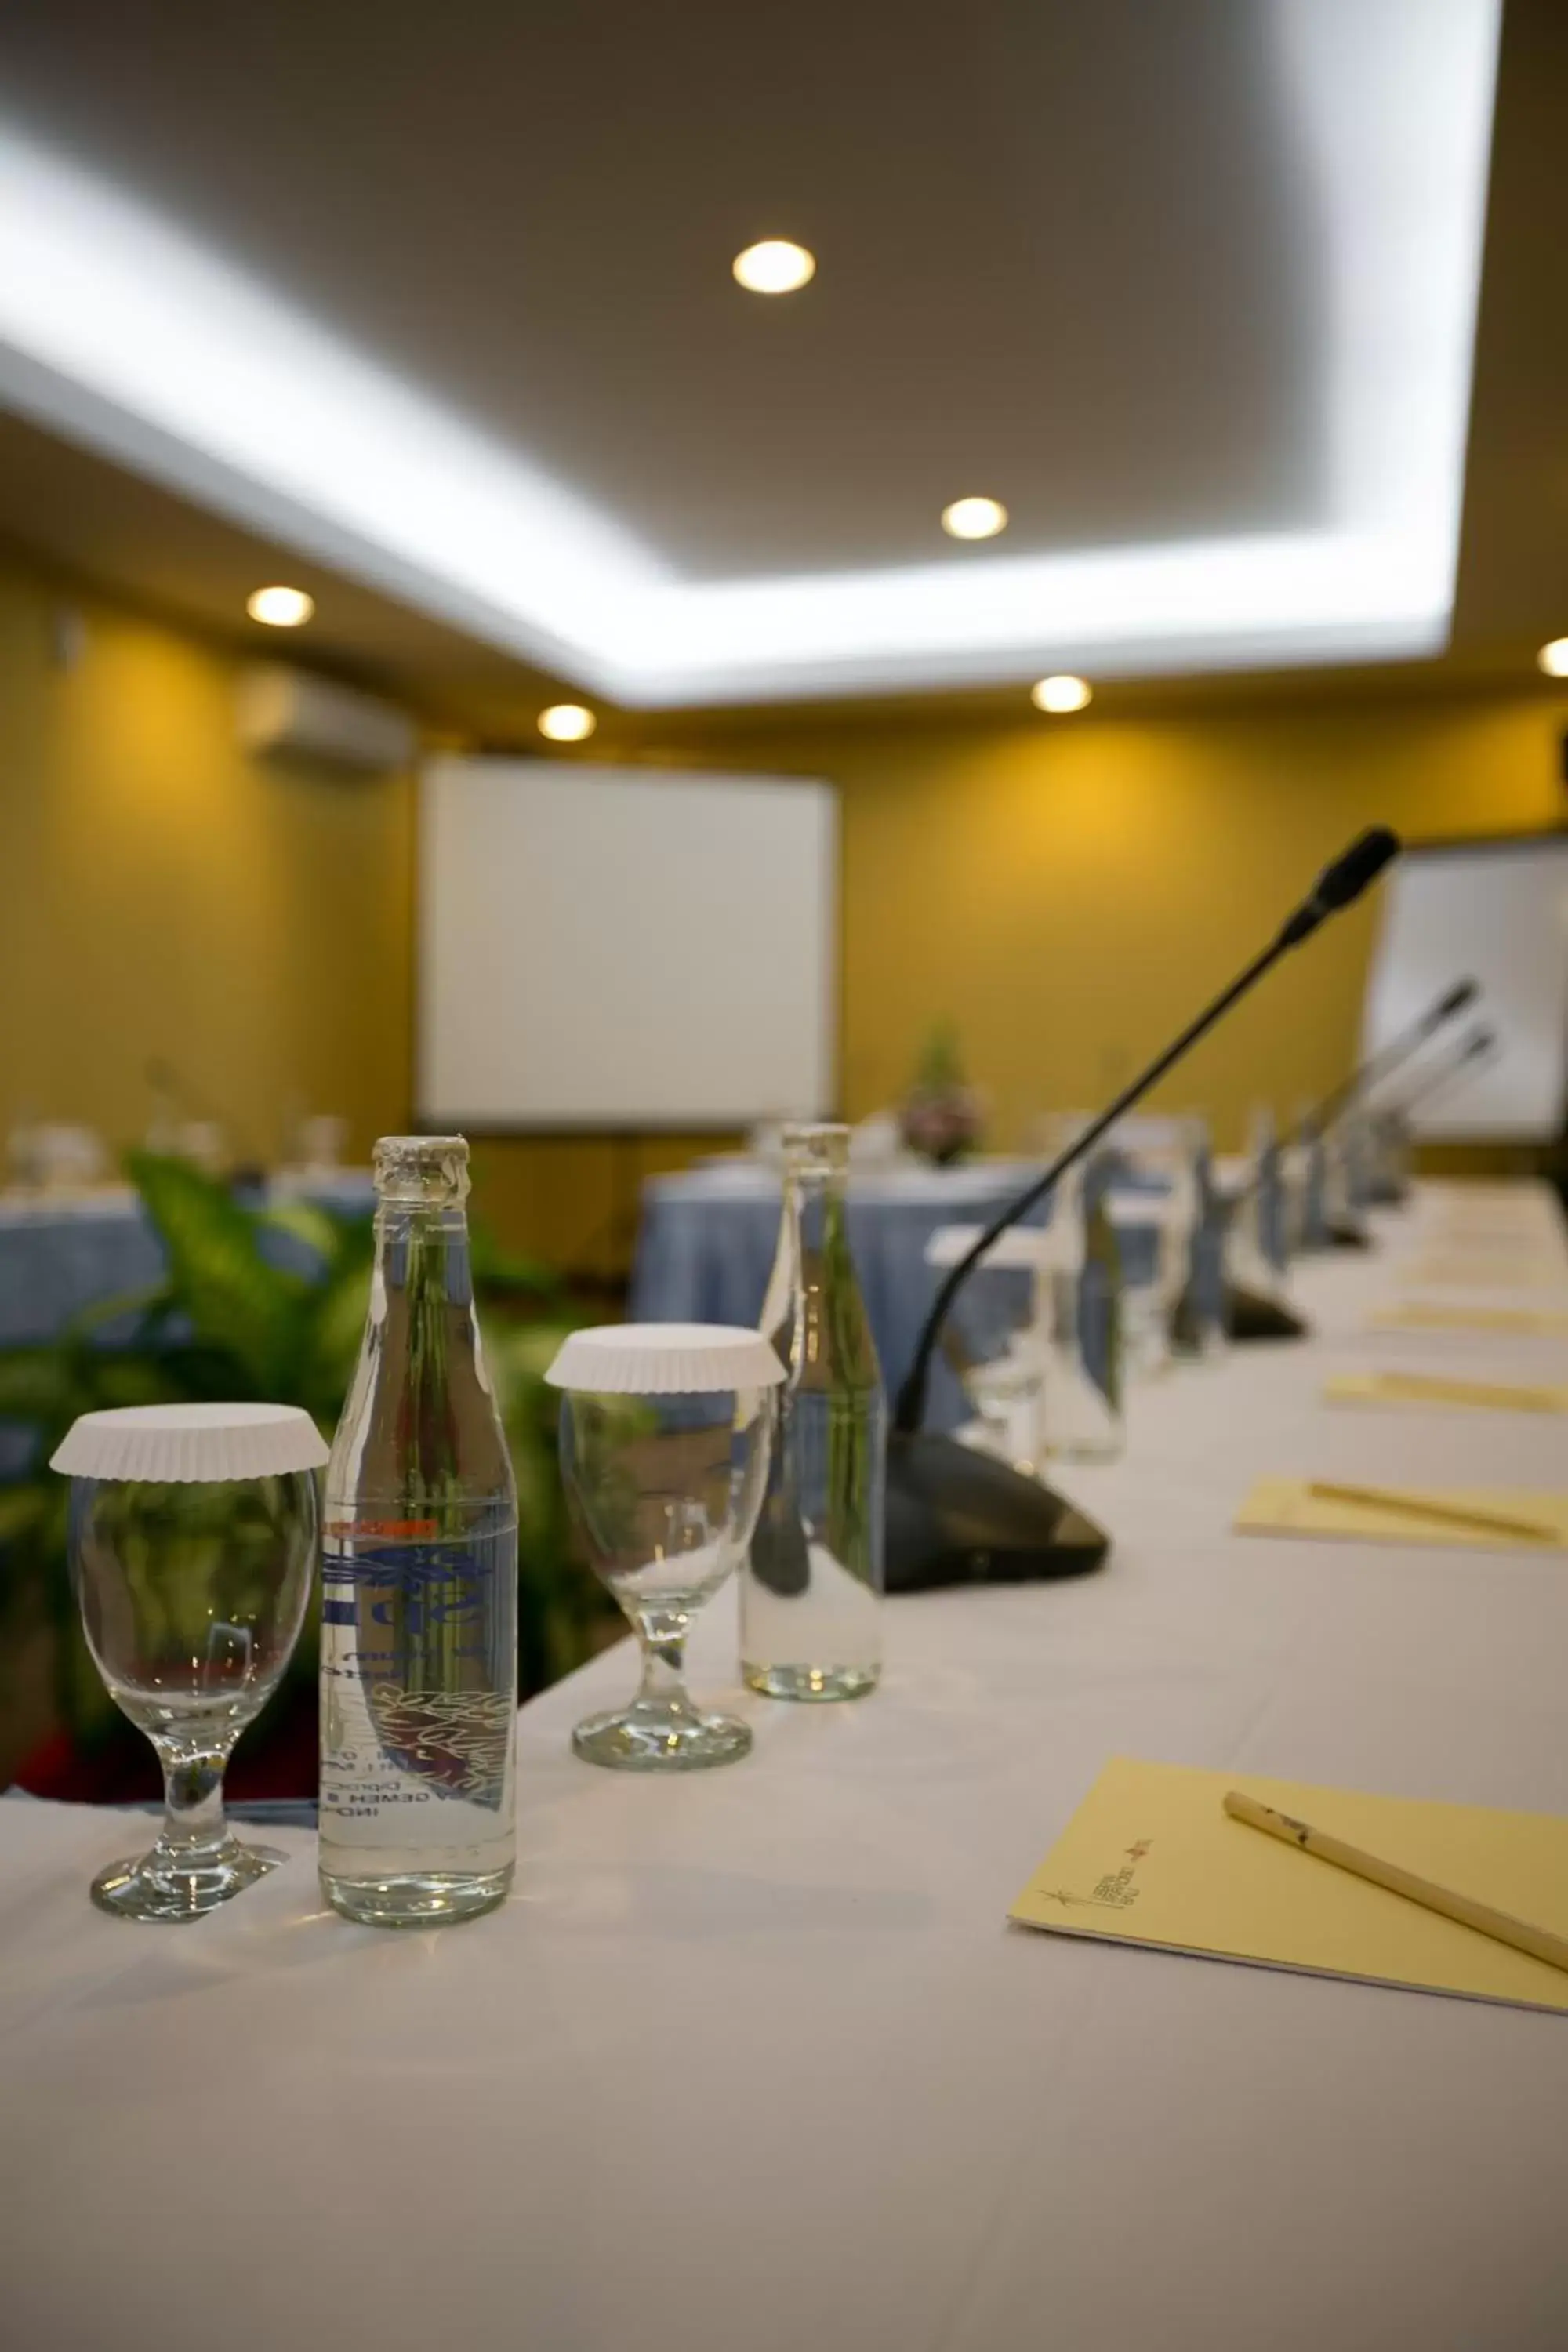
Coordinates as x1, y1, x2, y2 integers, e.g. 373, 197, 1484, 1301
90, 1838, 285, 1923
320, 1864, 514, 1929
742, 1661, 880, 1704
572, 1697, 753, 1771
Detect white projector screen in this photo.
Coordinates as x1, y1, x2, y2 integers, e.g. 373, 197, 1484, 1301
418, 758, 837, 1126
1360, 836, 1568, 1142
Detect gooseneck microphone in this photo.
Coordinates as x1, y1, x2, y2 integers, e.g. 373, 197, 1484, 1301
1386, 1025, 1496, 1120
1211, 974, 1484, 1262
1301, 975, 1480, 1140
893, 827, 1400, 1438
884, 826, 1400, 1592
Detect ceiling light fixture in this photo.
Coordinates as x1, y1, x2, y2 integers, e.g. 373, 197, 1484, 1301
941, 497, 1008, 542
0, 3, 1501, 710
1537, 639, 1568, 678
731, 239, 815, 296
246, 584, 314, 627
1031, 674, 1092, 714
537, 702, 597, 742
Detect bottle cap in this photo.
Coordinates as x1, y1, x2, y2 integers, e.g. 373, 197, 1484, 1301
373, 1135, 470, 1204
52, 1403, 329, 1484
781, 1122, 850, 1170
545, 1323, 785, 1395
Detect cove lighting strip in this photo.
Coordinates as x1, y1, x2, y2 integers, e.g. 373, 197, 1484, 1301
0, 0, 1498, 706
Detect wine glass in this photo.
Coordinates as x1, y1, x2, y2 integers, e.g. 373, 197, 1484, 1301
546, 1325, 781, 1771
941, 1257, 1050, 1478
53, 1404, 324, 1922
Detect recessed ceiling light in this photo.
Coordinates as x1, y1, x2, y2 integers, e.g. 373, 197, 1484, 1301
731, 239, 816, 295
246, 584, 314, 627
1030, 674, 1093, 714
0, 13, 1497, 709
941, 497, 1008, 542
1537, 639, 1568, 678
538, 702, 597, 742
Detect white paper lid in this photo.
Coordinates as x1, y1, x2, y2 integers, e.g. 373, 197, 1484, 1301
1106, 1193, 1184, 1229
52, 1403, 330, 1484
545, 1323, 785, 1394
925, 1223, 1063, 1270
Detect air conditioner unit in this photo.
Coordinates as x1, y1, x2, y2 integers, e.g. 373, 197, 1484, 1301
235, 663, 416, 772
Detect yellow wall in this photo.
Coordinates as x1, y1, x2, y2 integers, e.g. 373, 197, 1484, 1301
0, 546, 415, 1167
633, 688, 1568, 1156
4, 521, 1563, 1261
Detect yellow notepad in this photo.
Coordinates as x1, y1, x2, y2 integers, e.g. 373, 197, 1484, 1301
1422, 1229, 1560, 1252
1323, 1370, 1568, 1417
1009, 1757, 1568, 2014
1371, 1302, 1568, 1336
1401, 1259, 1568, 1291
1233, 1476, 1568, 1552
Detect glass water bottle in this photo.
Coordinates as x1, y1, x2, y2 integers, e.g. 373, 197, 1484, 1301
319, 1135, 517, 1927
742, 1123, 885, 1701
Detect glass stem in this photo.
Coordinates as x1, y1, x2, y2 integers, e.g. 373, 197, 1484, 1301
154, 1740, 234, 1867
636, 1609, 694, 1713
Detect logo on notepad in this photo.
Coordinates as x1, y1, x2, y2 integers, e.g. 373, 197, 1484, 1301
1038, 1838, 1152, 1912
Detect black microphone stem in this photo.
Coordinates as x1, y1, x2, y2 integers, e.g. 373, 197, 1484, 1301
1386, 1033, 1495, 1120
893, 826, 1399, 1435
913, 956, 1288, 1428
1305, 978, 1479, 1139
895, 942, 1279, 1430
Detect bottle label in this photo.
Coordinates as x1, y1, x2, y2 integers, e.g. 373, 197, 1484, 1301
321, 1519, 516, 1815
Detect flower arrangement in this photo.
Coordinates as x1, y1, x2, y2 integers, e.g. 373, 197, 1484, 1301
898, 1024, 985, 1165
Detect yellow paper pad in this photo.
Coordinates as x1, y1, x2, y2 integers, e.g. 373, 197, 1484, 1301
1234, 1476, 1568, 1552
1323, 1371, 1568, 1417
1423, 1229, 1560, 1251
1401, 1258, 1568, 1292
1370, 1302, 1568, 1336
1010, 1757, 1568, 2014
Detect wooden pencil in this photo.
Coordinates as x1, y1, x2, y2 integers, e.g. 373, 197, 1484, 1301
1363, 1372, 1566, 1414
1222, 1789, 1568, 1978
1305, 1479, 1560, 1544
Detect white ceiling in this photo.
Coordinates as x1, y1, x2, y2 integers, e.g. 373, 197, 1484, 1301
0, 0, 1500, 706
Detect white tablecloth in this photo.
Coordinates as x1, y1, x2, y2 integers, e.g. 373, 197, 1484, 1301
5, 1182, 1568, 2352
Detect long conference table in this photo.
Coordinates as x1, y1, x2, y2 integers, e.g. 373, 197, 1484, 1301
4, 1180, 1568, 2350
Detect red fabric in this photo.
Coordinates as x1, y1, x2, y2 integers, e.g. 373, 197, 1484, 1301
12, 1687, 320, 1805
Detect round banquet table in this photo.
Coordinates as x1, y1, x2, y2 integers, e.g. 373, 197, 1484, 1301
5, 1180, 1568, 2352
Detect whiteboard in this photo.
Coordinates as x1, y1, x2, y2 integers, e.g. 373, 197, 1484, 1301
1360, 837, 1568, 1141
418, 760, 837, 1126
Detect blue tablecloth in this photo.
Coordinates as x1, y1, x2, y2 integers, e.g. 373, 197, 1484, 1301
0, 1193, 164, 1352
0, 1177, 376, 1479
0, 1176, 377, 1350
630, 1160, 1054, 1430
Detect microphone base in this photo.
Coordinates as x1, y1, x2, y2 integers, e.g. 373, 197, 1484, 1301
1172, 1282, 1311, 1343
885, 1429, 1110, 1593
1228, 1281, 1310, 1341
1298, 1221, 1372, 1256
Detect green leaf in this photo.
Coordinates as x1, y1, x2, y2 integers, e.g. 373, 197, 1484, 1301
470, 1221, 563, 1300
257, 1201, 342, 1263
127, 1151, 306, 1397
296, 1258, 372, 1423
0, 1348, 76, 1425
0, 1484, 50, 1548
80, 1354, 192, 1412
